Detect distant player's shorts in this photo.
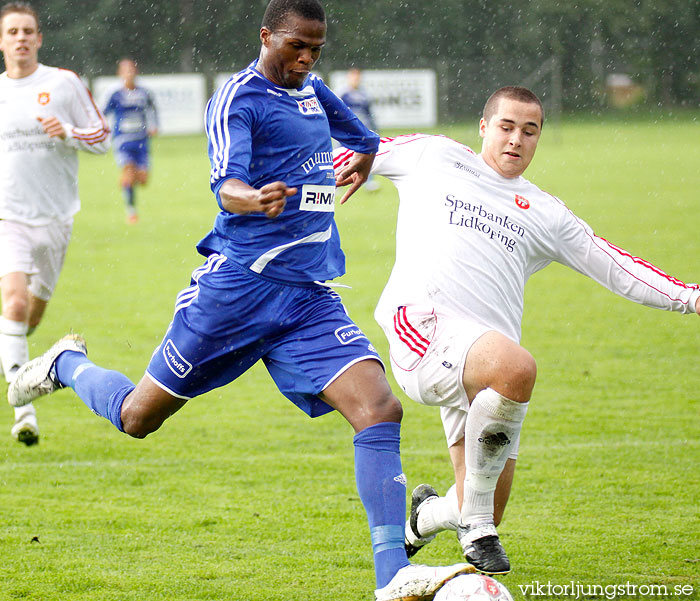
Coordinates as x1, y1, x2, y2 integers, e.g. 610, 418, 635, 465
115, 138, 149, 169
146, 254, 383, 417
0, 218, 73, 301
381, 304, 519, 457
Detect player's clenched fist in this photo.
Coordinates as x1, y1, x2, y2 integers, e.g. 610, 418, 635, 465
37, 116, 67, 139
218, 178, 297, 218
256, 181, 297, 218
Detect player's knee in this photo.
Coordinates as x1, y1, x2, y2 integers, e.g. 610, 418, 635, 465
482, 346, 537, 402
2, 296, 29, 322
509, 348, 537, 397
369, 390, 403, 424
120, 407, 163, 439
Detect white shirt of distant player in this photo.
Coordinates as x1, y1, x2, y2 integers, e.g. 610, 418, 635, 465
334, 134, 700, 342
0, 64, 109, 226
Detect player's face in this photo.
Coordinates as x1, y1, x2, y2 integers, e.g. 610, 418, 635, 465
118, 59, 138, 88
479, 98, 542, 179
0, 12, 42, 72
259, 13, 326, 89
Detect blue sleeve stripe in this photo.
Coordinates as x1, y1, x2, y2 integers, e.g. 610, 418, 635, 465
208, 71, 256, 184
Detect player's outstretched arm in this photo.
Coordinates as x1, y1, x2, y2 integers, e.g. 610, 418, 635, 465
335, 151, 376, 204
218, 178, 296, 219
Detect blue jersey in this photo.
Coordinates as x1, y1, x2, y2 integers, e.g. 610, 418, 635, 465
103, 86, 158, 145
200, 60, 380, 283
341, 87, 376, 131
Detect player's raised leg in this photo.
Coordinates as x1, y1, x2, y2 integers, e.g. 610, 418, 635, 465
457, 331, 535, 574
320, 359, 473, 601
8, 334, 187, 437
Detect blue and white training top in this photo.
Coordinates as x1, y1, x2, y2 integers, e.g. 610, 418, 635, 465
200, 60, 380, 283
103, 85, 158, 145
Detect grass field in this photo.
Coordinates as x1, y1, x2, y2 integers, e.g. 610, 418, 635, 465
1, 114, 699, 600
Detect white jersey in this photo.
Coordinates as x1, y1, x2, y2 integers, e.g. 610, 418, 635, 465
334, 134, 700, 342
0, 64, 109, 225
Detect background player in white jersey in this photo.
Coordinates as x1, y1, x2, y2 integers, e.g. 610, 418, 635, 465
8, 1, 471, 599
0, 1, 109, 445
334, 86, 700, 574
103, 58, 158, 224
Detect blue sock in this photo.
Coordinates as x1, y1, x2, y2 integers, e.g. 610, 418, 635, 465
353, 422, 410, 589
54, 351, 134, 432
123, 185, 134, 208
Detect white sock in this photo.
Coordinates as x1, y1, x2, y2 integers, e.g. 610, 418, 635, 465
14, 403, 37, 422
0, 316, 29, 381
460, 387, 528, 526
417, 483, 460, 537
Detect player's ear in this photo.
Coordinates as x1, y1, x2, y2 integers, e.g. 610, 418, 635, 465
260, 27, 272, 47
479, 118, 487, 139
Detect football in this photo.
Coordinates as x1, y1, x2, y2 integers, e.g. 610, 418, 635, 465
434, 574, 514, 601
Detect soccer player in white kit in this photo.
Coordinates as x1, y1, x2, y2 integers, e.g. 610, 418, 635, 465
334, 86, 700, 574
0, 2, 109, 444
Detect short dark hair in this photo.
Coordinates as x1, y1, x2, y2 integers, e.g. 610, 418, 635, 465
0, 2, 40, 31
483, 86, 544, 127
261, 0, 325, 31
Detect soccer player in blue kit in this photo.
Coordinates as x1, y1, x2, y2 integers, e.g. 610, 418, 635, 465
8, 1, 471, 599
103, 58, 158, 223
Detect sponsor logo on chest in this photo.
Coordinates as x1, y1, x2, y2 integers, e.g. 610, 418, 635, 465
300, 184, 335, 212
296, 96, 323, 115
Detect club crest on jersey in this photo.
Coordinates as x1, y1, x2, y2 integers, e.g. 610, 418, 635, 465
300, 184, 335, 212
37, 92, 50, 105
163, 339, 192, 378
296, 96, 323, 115
515, 194, 530, 209
335, 324, 367, 345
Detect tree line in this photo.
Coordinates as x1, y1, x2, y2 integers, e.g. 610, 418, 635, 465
26, 0, 700, 121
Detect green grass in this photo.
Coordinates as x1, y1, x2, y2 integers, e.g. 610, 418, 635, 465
1, 114, 699, 600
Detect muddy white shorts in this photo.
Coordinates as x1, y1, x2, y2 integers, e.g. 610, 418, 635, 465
0, 219, 73, 301
380, 304, 519, 457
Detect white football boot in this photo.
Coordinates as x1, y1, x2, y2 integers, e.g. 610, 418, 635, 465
8, 334, 87, 408
374, 562, 475, 601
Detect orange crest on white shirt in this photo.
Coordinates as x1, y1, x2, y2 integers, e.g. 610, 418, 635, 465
514, 194, 530, 209
37, 92, 50, 105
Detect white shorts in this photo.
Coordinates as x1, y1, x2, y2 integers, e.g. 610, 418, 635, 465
0, 219, 73, 301
383, 304, 519, 457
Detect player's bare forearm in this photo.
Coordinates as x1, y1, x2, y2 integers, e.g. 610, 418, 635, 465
695, 296, 700, 316
335, 151, 375, 204
219, 178, 296, 218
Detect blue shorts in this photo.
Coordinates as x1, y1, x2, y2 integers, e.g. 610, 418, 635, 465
115, 139, 149, 169
146, 254, 383, 417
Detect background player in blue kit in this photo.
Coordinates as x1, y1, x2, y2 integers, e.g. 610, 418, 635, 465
9, 1, 471, 599
341, 67, 379, 190
103, 58, 158, 224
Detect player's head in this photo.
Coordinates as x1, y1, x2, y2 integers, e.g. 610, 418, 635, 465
117, 57, 138, 88
347, 67, 362, 90
479, 86, 544, 179
259, 0, 326, 89
0, 2, 42, 74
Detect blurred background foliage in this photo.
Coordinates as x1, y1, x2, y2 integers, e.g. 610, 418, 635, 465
25, 0, 700, 120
